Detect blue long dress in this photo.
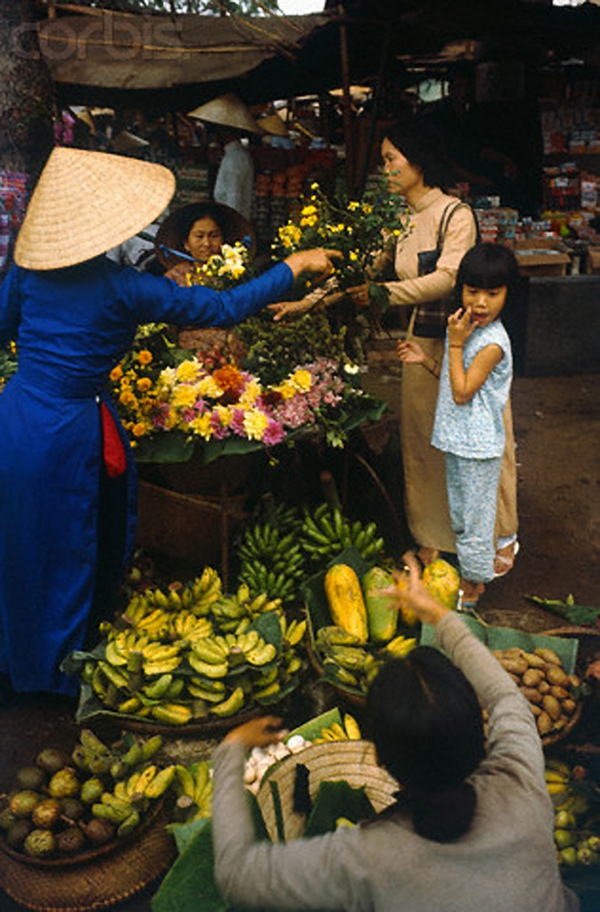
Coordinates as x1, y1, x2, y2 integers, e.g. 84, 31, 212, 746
0, 255, 293, 695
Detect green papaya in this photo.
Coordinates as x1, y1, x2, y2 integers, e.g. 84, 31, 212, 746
362, 567, 398, 643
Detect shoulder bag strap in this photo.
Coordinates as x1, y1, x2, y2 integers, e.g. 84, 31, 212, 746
438, 201, 476, 246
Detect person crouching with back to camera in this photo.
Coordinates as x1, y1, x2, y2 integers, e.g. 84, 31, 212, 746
398, 242, 520, 608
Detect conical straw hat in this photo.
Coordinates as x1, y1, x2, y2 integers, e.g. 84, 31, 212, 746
112, 130, 150, 154
14, 146, 175, 271
257, 740, 399, 843
257, 114, 289, 137
188, 93, 263, 135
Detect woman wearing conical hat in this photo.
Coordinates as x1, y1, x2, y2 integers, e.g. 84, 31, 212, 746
155, 199, 255, 358
0, 147, 337, 698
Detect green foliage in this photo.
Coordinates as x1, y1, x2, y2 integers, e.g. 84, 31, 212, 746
0, 342, 18, 393
236, 311, 347, 386
67, 0, 279, 14
272, 176, 409, 292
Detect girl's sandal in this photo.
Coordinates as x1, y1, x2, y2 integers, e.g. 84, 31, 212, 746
493, 540, 520, 579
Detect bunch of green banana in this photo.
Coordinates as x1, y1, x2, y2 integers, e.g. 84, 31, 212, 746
210, 583, 282, 633
312, 712, 362, 743
91, 762, 176, 837
172, 761, 213, 823
315, 625, 382, 694
238, 522, 307, 606
300, 504, 385, 564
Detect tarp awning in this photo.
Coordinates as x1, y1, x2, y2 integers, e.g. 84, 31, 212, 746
37, 12, 329, 91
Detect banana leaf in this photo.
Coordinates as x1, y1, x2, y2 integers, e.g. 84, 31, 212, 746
304, 780, 375, 837
420, 615, 579, 674
524, 594, 600, 627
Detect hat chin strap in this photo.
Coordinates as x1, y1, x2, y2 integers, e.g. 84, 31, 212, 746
158, 243, 201, 263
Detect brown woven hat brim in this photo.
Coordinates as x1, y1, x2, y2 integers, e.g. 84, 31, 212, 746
256, 740, 399, 843
188, 93, 263, 135
155, 201, 254, 268
0, 800, 177, 912
14, 147, 175, 271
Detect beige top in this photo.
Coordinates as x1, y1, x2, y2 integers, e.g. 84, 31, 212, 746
385, 187, 477, 306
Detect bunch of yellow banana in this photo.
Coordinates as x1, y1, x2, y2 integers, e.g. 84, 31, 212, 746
185, 567, 222, 617
169, 611, 213, 644
150, 702, 194, 725
384, 634, 418, 658
188, 629, 277, 679
281, 617, 307, 648
313, 713, 362, 744
209, 685, 246, 718
173, 760, 213, 823
545, 762, 571, 797
140, 641, 183, 677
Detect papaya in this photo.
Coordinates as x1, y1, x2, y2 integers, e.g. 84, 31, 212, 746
421, 559, 460, 611
324, 564, 368, 644
362, 567, 398, 642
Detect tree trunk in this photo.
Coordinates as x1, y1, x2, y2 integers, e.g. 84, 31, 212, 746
0, 0, 54, 180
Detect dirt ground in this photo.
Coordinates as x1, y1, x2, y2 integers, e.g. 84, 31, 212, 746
0, 371, 599, 911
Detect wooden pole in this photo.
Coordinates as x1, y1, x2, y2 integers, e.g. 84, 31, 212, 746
338, 5, 355, 196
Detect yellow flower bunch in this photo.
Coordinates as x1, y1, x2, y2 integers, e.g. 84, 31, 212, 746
186, 241, 250, 290
271, 178, 408, 291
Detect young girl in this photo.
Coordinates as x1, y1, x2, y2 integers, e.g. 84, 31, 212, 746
398, 242, 520, 606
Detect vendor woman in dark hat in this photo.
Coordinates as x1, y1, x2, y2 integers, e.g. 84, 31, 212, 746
0, 146, 337, 699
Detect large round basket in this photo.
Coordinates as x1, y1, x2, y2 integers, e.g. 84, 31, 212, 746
256, 740, 399, 843
0, 800, 176, 912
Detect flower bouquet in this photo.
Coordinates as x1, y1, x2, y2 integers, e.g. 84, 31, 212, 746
179, 241, 251, 290
272, 177, 409, 308
109, 347, 385, 463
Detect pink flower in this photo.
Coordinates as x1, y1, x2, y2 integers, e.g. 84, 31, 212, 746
230, 408, 246, 436
210, 412, 230, 439
262, 418, 286, 446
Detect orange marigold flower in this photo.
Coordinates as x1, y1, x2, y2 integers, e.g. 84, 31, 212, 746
136, 377, 153, 392
213, 364, 244, 396
119, 390, 137, 407
137, 350, 153, 366
110, 365, 124, 382
132, 422, 147, 437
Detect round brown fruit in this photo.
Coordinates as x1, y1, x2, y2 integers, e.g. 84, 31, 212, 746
9, 790, 42, 819
36, 748, 70, 776
31, 798, 62, 830
23, 828, 56, 858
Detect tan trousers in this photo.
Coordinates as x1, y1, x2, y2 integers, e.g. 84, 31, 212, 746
400, 335, 518, 554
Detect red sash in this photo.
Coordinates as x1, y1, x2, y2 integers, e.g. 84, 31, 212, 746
100, 401, 127, 478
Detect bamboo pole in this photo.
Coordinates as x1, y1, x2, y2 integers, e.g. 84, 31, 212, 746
338, 5, 355, 197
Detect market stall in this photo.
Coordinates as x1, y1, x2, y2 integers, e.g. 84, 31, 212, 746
1, 4, 600, 910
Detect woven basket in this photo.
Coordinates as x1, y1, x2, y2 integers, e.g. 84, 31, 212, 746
136, 480, 247, 566
256, 740, 399, 843
0, 800, 176, 911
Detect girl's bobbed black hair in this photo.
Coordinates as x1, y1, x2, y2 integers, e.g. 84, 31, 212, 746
368, 646, 485, 843
456, 242, 520, 296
